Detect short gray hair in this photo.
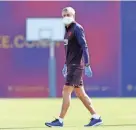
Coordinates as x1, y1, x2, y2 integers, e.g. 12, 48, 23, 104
62, 7, 75, 15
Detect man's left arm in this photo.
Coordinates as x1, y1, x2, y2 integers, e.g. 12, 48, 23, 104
75, 26, 90, 66
75, 25, 92, 77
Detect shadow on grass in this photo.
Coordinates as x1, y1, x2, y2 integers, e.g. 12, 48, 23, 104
1, 124, 136, 129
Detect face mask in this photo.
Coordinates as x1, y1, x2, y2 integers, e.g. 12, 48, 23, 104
62, 16, 74, 25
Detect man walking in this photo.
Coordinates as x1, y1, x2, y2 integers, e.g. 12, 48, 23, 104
45, 7, 102, 127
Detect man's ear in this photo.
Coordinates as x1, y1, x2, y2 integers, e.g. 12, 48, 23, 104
73, 15, 76, 20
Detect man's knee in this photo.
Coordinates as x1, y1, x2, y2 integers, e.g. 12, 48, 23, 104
62, 85, 74, 96
75, 91, 87, 98
74, 87, 87, 98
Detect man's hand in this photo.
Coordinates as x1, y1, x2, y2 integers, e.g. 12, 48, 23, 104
62, 64, 67, 78
85, 66, 93, 77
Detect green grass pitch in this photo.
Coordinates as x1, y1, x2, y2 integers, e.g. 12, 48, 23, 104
0, 98, 136, 130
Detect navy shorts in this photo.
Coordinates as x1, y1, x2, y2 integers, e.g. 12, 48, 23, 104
65, 64, 84, 87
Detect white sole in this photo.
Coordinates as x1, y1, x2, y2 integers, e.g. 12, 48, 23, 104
45, 123, 63, 127
91, 121, 103, 126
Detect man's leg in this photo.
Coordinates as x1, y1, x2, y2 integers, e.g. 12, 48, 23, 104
45, 85, 74, 127
59, 85, 74, 119
74, 86, 102, 126
74, 86, 96, 115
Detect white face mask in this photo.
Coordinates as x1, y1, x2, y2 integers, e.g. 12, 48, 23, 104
62, 16, 74, 25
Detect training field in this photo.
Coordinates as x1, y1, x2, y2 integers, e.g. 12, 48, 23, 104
0, 98, 136, 130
